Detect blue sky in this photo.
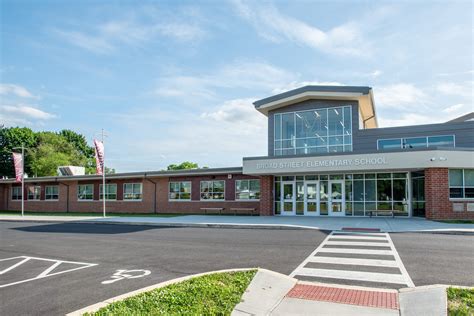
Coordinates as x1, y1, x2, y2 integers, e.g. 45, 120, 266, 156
1, 0, 472, 172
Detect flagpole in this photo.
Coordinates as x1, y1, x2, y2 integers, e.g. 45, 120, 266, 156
21, 144, 24, 217
102, 129, 106, 218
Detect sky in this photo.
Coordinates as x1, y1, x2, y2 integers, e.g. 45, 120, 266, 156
0, 0, 473, 172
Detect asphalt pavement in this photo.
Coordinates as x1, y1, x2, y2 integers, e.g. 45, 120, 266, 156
0, 221, 473, 315
0, 221, 327, 315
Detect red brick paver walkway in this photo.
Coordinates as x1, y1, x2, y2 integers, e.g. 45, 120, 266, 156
286, 284, 399, 310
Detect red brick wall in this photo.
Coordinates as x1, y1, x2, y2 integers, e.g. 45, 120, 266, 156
2, 173, 264, 215
425, 168, 474, 220
259, 175, 274, 216
0, 184, 7, 210
156, 174, 261, 214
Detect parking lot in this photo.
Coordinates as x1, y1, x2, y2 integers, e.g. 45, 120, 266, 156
0, 221, 473, 315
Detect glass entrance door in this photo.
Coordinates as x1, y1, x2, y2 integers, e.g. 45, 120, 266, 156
329, 180, 345, 216
281, 181, 295, 215
304, 181, 319, 216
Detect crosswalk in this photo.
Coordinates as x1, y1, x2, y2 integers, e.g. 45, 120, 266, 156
290, 231, 414, 289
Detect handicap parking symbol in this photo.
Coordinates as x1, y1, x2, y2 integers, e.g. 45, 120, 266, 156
102, 269, 151, 285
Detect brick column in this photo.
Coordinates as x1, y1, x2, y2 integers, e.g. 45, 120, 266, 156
259, 175, 274, 216
425, 168, 450, 220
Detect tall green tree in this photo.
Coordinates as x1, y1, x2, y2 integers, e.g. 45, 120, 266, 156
29, 132, 87, 177
0, 126, 37, 177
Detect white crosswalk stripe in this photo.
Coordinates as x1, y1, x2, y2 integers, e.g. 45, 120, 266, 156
290, 231, 415, 288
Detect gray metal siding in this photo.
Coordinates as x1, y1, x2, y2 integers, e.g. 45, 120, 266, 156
355, 121, 474, 151
267, 99, 360, 156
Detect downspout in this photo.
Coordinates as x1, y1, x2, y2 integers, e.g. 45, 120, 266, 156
144, 174, 157, 214
363, 114, 376, 129
59, 181, 70, 213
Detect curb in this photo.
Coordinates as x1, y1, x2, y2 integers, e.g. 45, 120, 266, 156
1, 218, 473, 234
66, 268, 257, 316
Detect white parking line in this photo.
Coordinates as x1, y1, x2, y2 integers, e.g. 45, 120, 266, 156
290, 231, 415, 288
0, 256, 98, 288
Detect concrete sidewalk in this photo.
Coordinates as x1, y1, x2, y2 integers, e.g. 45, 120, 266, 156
233, 270, 448, 316
0, 214, 473, 233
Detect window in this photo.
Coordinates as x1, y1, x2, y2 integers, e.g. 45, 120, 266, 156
124, 183, 142, 200
403, 137, 426, 149
377, 139, 401, 150
449, 169, 474, 199
169, 182, 191, 201
200, 180, 225, 200
28, 186, 41, 200
78, 184, 94, 201
428, 135, 455, 148
45, 186, 59, 200
378, 135, 455, 151
274, 105, 352, 156
236, 179, 260, 200
12, 187, 22, 200
99, 184, 117, 200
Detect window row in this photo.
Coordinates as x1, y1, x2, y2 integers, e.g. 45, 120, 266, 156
449, 169, 474, 199
377, 135, 455, 150
12, 183, 143, 201
274, 106, 353, 156
169, 180, 261, 201
12, 186, 59, 200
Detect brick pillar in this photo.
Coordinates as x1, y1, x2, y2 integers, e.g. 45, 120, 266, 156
425, 168, 451, 220
259, 175, 274, 216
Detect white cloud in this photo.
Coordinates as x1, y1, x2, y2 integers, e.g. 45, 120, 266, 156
0, 84, 37, 98
378, 113, 434, 127
53, 9, 208, 54
271, 81, 344, 94
436, 82, 473, 98
442, 103, 465, 113
231, 0, 368, 56
0, 104, 56, 126
370, 70, 382, 78
155, 61, 299, 99
375, 84, 428, 108
201, 98, 262, 128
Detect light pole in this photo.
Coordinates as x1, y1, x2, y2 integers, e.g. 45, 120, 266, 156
12, 145, 25, 217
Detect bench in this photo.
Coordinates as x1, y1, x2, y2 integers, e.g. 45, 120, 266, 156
200, 207, 224, 215
366, 210, 406, 218
230, 207, 257, 216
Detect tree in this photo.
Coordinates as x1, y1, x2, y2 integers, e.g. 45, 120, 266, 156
29, 132, 87, 177
166, 161, 200, 170
0, 126, 37, 177
59, 130, 96, 174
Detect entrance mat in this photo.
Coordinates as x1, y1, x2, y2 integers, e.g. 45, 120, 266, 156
286, 284, 399, 309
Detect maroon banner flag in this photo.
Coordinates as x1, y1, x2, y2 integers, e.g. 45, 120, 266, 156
94, 139, 105, 175
12, 153, 23, 182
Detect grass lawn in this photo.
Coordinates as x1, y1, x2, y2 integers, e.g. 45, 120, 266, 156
437, 220, 474, 224
87, 270, 257, 316
0, 211, 181, 217
447, 287, 474, 316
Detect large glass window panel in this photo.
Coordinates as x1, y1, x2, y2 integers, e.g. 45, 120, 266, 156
281, 113, 295, 140
274, 114, 281, 140
464, 170, 474, 186
353, 180, 364, 201
449, 169, 463, 186
403, 137, 427, 148
378, 139, 401, 150
377, 179, 392, 201
328, 107, 344, 136
296, 111, 318, 138
314, 109, 328, 137
320, 181, 328, 201
354, 202, 364, 216
428, 135, 454, 147
343, 106, 352, 135
365, 179, 376, 201
393, 179, 407, 201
